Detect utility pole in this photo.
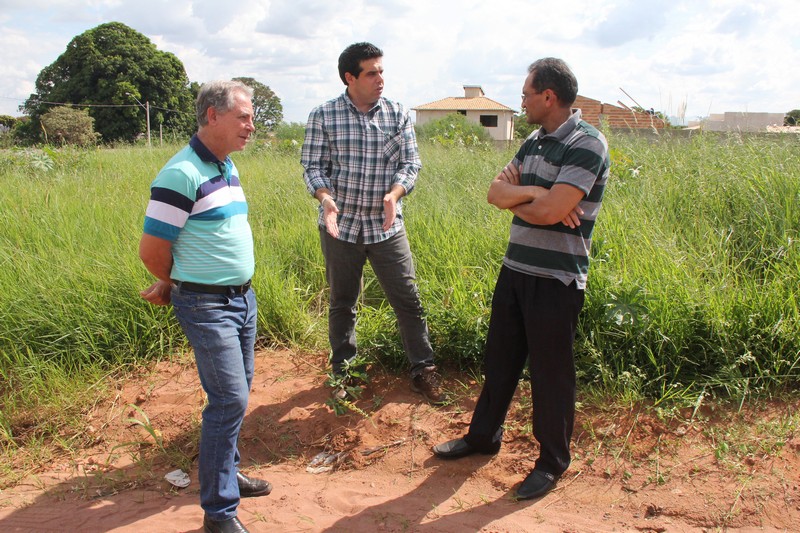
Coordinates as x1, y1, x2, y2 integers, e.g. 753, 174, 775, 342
126, 92, 151, 147
145, 100, 151, 147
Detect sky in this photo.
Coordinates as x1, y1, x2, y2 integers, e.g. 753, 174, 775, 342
1, 0, 798, 126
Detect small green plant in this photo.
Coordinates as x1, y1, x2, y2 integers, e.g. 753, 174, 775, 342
107, 404, 165, 462
325, 355, 371, 416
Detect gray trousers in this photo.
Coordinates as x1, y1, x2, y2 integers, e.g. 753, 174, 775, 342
319, 226, 434, 378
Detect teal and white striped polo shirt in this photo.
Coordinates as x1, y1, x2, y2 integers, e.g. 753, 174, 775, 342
143, 135, 254, 285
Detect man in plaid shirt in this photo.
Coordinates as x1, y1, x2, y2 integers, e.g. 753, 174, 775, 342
301, 42, 444, 405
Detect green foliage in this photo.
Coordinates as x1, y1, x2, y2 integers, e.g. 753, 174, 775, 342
245, 122, 305, 156
514, 111, 537, 140
1, 134, 799, 449
785, 109, 800, 126
415, 113, 493, 147
22, 22, 195, 143
40, 106, 100, 146
0, 115, 16, 129
274, 121, 306, 142
233, 77, 283, 132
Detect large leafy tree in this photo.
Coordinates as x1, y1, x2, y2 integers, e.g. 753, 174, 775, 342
233, 77, 283, 132
21, 22, 195, 143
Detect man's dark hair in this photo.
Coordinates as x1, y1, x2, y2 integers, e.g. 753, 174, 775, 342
527, 58, 578, 106
338, 42, 383, 85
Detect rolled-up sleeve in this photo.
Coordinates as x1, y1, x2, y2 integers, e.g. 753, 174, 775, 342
301, 107, 332, 196
392, 110, 421, 195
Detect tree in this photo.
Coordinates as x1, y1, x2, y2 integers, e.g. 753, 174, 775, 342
0, 115, 16, 130
40, 106, 100, 146
514, 111, 538, 140
233, 77, 283, 132
21, 22, 195, 143
785, 109, 800, 126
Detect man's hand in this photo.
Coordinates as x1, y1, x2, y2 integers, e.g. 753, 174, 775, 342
140, 280, 172, 306
561, 205, 584, 229
498, 163, 521, 185
382, 194, 397, 231
382, 184, 406, 231
322, 197, 340, 238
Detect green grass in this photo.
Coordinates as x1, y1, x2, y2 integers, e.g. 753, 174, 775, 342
1, 132, 799, 459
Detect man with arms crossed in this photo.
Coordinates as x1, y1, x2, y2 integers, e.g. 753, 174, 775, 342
301, 42, 444, 404
433, 58, 610, 500
139, 80, 271, 533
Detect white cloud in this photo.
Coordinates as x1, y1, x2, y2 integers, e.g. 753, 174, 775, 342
1, 0, 798, 124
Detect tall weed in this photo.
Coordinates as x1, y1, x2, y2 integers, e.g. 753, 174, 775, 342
1, 132, 798, 447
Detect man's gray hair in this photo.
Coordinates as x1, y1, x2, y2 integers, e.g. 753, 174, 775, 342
196, 80, 254, 126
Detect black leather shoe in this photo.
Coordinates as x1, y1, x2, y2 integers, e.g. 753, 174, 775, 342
203, 516, 248, 533
237, 471, 272, 498
515, 469, 558, 500
433, 438, 498, 459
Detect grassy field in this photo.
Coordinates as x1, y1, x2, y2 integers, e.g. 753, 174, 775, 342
1, 132, 798, 453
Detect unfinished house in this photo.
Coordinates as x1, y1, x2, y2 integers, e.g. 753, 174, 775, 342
414, 85, 515, 141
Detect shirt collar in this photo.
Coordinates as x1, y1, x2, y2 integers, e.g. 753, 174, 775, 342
190, 134, 227, 164
190, 134, 232, 180
537, 109, 583, 141
342, 91, 382, 114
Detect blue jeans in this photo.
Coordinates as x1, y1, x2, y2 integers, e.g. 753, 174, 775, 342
320, 226, 434, 377
171, 285, 257, 521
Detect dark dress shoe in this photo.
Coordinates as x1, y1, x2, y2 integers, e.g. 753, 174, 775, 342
236, 471, 272, 498
515, 469, 558, 500
203, 515, 248, 533
433, 438, 498, 459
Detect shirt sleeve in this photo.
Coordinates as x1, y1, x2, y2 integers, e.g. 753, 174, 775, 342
300, 107, 332, 196
556, 134, 608, 196
392, 109, 422, 195
142, 166, 195, 241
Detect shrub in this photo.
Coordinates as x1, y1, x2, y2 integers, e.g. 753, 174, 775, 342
415, 113, 493, 147
40, 106, 100, 146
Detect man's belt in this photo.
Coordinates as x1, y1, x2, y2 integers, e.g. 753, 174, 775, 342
177, 280, 252, 295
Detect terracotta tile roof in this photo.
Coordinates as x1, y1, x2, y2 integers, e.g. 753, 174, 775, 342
413, 96, 515, 112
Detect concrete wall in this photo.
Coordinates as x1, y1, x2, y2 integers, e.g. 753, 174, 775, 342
415, 109, 515, 141
700, 112, 786, 132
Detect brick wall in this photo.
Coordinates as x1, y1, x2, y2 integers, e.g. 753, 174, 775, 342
574, 95, 666, 130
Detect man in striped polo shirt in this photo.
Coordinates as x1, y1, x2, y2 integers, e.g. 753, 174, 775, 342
433, 58, 610, 501
139, 80, 269, 533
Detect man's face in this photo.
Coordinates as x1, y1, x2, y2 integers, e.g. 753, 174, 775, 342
346, 57, 384, 107
213, 91, 255, 153
521, 71, 547, 125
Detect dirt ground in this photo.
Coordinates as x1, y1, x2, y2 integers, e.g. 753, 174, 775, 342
1, 348, 798, 532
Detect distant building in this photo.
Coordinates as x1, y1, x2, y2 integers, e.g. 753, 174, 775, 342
689, 112, 786, 132
414, 87, 667, 140
414, 86, 515, 141
574, 96, 667, 130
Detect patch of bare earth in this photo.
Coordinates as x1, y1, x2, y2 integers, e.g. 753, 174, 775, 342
0, 349, 797, 532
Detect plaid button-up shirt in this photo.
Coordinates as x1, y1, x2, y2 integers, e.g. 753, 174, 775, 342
301, 91, 422, 244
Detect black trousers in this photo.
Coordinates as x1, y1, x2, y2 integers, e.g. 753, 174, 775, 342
465, 265, 584, 475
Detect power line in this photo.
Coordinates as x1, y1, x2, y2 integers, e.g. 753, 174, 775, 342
5, 96, 192, 116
